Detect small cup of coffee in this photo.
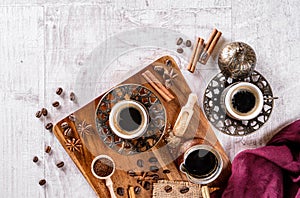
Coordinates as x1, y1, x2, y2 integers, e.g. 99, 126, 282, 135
179, 145, 223, 184
91, 155, 117, 198
220, 82, 263, 120
109, 100, 148, 139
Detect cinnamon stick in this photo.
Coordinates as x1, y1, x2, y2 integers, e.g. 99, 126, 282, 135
190, 38, 204, 73
200, 30, 222, 65
187, 37, 200, 71
207, 31, 222, 54
142, 70, 175, 102
204, 28, 218, 51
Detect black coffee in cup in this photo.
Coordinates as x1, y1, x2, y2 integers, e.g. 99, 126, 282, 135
109, 100, 148, 139
118, 107, 142, 132
231, 89, 256, 113
184, 149, 218, 178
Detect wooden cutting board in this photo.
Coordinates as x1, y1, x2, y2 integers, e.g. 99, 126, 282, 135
53, 56, 231, 198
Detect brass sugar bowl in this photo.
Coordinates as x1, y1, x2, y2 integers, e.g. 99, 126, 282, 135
218, 42, 256, 79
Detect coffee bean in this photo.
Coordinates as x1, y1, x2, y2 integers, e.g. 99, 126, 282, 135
149, 165, 159, 173
56, 87, 63, 95
148, 157, 158, 163
134, 186, 141, 194
33, 156, 39, 163
45, 123, 53, 131
164, 185, 172, 193
56, 161, 64, 168
163, 169, 171, 174
52, 101, 60, 108
143, 181, 151, 190
180, 186, 189, 194
127, 170, 136, 177
45, 146, 51, 153
35, 111, 42, 118
70, 92, 76, 101
39, 179, 46, 186
166, 59, 172, 67
116, 187, 124, 196
176, 37, 183, 45
177, 48, 183, 53
41, 108, 48, 116
151, 174, 159, 180
137, 159, 144, 167
61, 122, 69, 130
185, 40, 192, 47
69, 114, 76, 122
63, 128, 73, 137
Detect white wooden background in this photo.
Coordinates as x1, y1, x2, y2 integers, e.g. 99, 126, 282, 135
0, 0, 299, 197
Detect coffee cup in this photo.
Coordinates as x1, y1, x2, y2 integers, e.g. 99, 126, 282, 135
109, 100, 148, 139
220, 82, 263, 120
91, 155, 117, 198
179, 144, 223, 185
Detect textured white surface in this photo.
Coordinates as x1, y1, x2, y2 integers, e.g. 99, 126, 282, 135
0, 0, 299, 197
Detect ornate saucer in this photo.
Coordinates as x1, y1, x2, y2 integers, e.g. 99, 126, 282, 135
95, 84, 166, 155
203, 71, 275, 136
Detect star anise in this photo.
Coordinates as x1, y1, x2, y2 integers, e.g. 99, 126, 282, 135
163, 68, 178, 88
66, 138, 82, 152
77, 120, 92, 137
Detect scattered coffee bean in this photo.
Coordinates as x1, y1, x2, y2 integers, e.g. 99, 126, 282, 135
56, 161, 64, 168
134, 186, 141, 194
117, 187, 124, 196
163, 169, 171, 174
176, 37, 183, 45
69, 114, 76, 122
56, 87, 63, 95
39, 179, 46, 186
69, 92, 76, 101
127, 170, 136, 177
180, 186, 189, 194
45, 146, 51, 153
52, 101, 60, 108
166, 59, 172, 67
63, 128, 73, 137
41, 108, 48, 116
137, 159, 144, 167
185, 40, 192, 47
148, 157, 158, 163
33, 156, 39, 163
35, 111, 42, 118
143, 181, 151, 190
61, 122, 69, 130
177, 48, 183, 53
149, 165, 159, 173
151, 174, 159, 180
45, 123, 53, 131
164, 185, 172, 193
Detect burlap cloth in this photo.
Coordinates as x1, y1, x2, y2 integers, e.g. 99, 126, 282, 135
152, 180, 202, 198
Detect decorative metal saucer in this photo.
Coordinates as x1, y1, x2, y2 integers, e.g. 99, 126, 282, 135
95, 84, 166, 155
203, 71, 274, 136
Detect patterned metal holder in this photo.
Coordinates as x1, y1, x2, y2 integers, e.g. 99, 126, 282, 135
203, 71, 275, 136
95, 84, 166, 155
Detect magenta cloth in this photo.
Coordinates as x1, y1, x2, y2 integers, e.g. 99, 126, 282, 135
221, 120, 300, 198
